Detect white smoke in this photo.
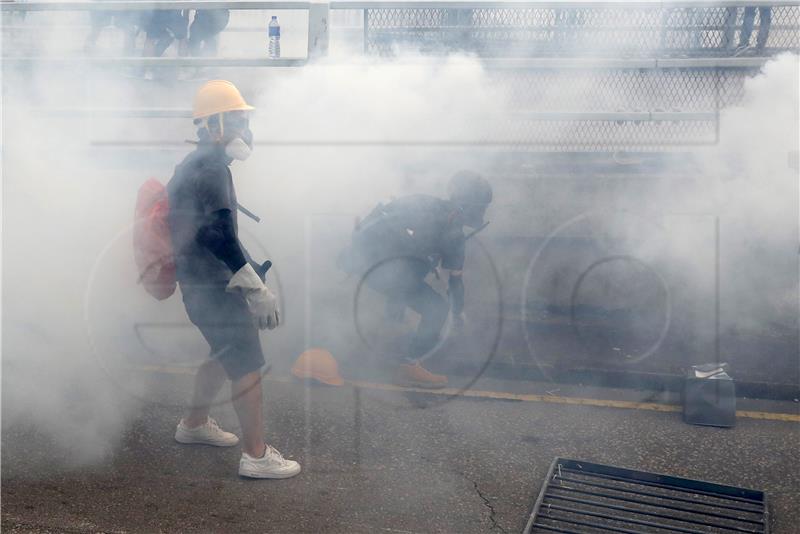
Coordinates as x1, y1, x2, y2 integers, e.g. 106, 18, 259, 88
1, 8, 797, 470
664, 53, 799, 334
1, 19, 510, 466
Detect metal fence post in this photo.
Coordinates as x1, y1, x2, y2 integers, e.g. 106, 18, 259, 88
363, 8, 369, 54
308, 0, 330, 58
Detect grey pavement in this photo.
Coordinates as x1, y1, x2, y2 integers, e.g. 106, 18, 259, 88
2, 371, 799, 533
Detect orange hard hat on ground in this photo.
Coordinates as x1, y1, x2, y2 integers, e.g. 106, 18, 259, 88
291, 348, 344, 386
193, 80, 254, 119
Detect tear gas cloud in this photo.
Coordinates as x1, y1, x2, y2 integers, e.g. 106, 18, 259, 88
1, 9, 797, 468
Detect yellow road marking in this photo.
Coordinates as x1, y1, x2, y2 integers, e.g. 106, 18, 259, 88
128, 364, 800, 422
734, 410, 800, 422
351, 379, 683, 412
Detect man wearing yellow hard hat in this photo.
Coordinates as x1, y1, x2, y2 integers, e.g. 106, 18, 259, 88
166, 80, 300, 479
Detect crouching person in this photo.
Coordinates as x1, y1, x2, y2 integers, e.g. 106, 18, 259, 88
167, 79, 300, 479
340, 172, 493, 388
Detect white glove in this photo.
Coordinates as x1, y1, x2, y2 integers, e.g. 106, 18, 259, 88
226, 263, 280, 330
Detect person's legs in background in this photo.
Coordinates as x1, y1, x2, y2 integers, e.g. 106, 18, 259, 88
141, 11, 188, 78
84, 11, 112, 53
189, 9, 229, 57
736, 7, 771, 55
140, 11, 163, 78
756, 7, 772, 52
144, 10, 188, 57
167, 10, 190, 57
722, 7, 738, 52
116, 11, 141, 55
739, 7, 756, 50
187, 14, 205, 56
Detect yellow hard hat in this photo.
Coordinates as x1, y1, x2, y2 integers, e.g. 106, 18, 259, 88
193, 79, 254, 119
291, 348, 344, 386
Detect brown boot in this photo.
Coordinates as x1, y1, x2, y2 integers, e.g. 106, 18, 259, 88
395, 362, 448, 389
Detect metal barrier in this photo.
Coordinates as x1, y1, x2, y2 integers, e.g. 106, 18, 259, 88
485, 59, 760, 150
4, 1, 797, 61
1, 0, 331, 60
15, 57, 772, 151
4, 1, 799, 59
354, 1, 800, 57
3, 1, 796, 150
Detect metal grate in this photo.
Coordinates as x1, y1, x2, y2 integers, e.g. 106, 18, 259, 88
494, 119, 719, 152
525, 458, 769, 534
494, 68, 750, 112
477, 67, 752, 151
365, 5, 800, 58
363, 4, 791, 150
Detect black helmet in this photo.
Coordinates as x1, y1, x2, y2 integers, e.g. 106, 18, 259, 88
447, 171, 492, 227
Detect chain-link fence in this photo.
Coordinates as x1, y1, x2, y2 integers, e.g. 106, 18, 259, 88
491, 118, 718, 151
497, 67, 749, 111
2, 1, 790, 151
361, 3, 797, 150
471, 66, 752, 151
365, 4, 800, 57
450, 68, 758, 151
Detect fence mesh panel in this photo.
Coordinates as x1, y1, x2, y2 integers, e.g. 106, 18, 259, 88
361, 4, 792, 150
494, 68, 749, 111
365, 5, 800, 57
457, 67, 751, 151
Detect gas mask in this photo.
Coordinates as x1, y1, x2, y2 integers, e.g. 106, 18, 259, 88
225, 127, 253, 161
225, 137, 252, 161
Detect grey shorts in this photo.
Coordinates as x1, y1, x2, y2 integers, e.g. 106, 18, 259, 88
181, 284, 265, 380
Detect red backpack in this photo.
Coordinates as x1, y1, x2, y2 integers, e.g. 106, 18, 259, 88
134, 179, 176, 300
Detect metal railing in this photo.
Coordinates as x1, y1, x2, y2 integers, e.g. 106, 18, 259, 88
1, 0, 331, 60
1, 1, 309, 11
3, 1, 798, 62
355, 1, 799, 57
3, 1, 797, 151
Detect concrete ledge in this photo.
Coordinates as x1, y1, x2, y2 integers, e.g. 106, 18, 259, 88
2, 56, 309, 66
3, 0, 796, 12
0, 1, 312, 12
35, 108, 718, 121
3, 56, 772, 69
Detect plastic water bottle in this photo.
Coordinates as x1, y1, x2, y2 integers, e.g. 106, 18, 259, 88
268, 16, 281, 59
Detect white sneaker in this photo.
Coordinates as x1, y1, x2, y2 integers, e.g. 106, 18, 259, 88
174, 417, 239, 447
239, 445, 301, 479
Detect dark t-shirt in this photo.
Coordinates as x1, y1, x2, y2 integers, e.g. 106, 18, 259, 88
166, 144, 239, 286
354, 194, 465, 272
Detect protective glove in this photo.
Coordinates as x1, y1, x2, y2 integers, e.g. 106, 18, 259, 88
226, 263, 280, 330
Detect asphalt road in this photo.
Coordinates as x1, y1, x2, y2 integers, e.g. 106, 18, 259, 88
3, 371, 799, 533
